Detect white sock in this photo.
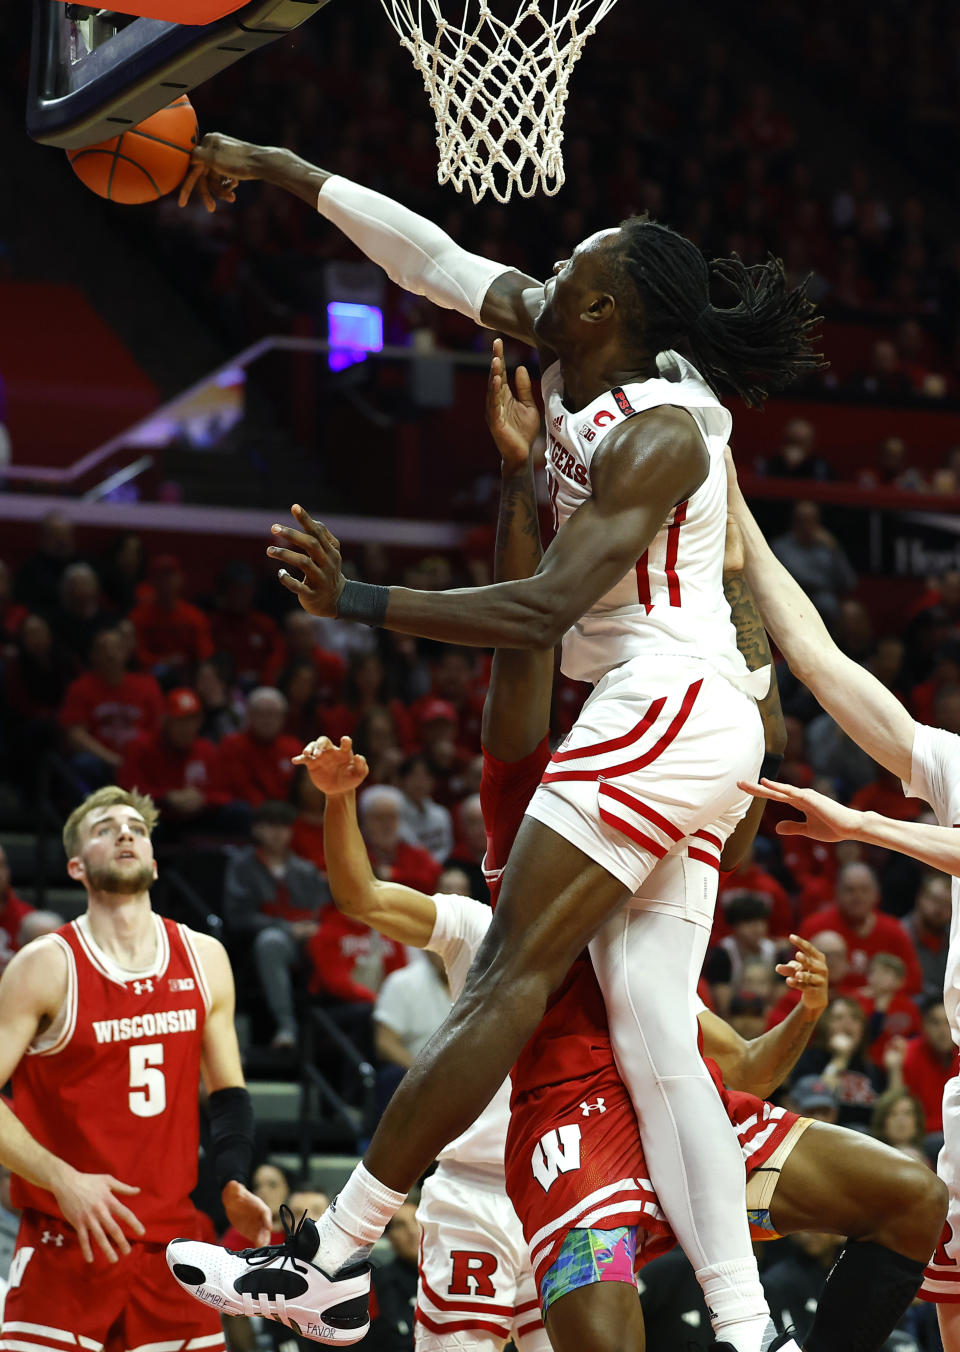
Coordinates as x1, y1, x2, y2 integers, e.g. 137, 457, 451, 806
310, 1162, 406, 1274
698, 1261, 772, 1352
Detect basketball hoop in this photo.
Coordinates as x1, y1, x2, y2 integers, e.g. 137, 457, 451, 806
379, 0, 618, 204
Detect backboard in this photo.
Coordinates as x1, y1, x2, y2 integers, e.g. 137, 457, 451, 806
28, 0, 338, 148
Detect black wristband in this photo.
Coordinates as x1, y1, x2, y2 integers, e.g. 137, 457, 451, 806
208, 1086, 255, 1190
336, 578, 390, 626
759, 752, 784, 781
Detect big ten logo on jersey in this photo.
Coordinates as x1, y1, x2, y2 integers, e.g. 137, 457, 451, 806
447, 1250, 498, 1297
531, 1123, 581, 1193
547, 433, 588, 487
169, 976, 195, 992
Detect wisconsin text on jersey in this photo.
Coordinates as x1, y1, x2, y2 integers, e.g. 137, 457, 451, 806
92, 1007, 199, 1043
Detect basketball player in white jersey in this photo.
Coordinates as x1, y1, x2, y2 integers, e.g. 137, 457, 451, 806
698, 450, 960, 1352
173, 136, 820, 1352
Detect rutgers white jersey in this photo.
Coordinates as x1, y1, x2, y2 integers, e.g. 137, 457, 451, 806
903, 722, 960, 1045
427, 894, 507, 1171
542, 350, 754, 690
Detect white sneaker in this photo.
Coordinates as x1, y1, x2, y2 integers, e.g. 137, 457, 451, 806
166, 1207, 370, 1344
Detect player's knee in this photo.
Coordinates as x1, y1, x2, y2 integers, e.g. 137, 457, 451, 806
915, 1168, 949, 1243
880, 1155, 947, 1249
253, 924, 285, 952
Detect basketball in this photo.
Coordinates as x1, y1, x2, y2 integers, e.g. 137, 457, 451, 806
66, 95, 198, 205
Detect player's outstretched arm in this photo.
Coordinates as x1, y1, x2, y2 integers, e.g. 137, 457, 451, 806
739, 777, 960, 878
726, 450, 915, 783
180, 135, 544, 343
481, 339, 553, 762
268, 406, 706, 649
194, 933, 273, 1246
701, 935, 828, 1099
718, 513, 786, 872
298, 736, 438, 946
0, 942, 145, 1262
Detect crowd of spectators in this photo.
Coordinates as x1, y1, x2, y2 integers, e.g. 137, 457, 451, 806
1, 496, 959, 1177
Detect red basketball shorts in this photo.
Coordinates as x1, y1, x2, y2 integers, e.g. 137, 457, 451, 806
505, 1065, 803, 1304
4, 1209, 225, 1350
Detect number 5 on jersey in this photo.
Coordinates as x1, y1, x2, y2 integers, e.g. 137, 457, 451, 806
129, 1042, 166, 1117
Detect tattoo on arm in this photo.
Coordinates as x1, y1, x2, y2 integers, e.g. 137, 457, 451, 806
723, 571, 786, 753
494, 461, 543, 585
737, 1003, 818, 1097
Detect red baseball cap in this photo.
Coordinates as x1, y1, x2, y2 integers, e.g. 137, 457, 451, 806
417, 698, 458, 727
165, 687, 202, 718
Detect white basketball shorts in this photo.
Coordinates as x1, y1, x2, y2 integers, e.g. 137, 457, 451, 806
525, 656, 764, 920
415, 1164, 550, 1352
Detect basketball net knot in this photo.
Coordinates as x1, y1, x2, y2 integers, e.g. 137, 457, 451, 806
382, 0, 618, 203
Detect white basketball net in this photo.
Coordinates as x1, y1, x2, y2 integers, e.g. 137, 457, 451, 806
379, 0, 618, 203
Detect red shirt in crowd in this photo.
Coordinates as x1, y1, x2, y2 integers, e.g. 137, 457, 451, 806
265, 643, 347, 705
307, 909, 407, 1002
369, 840, 442, 895
291, 817, 326, 873
800, 904, 924, 996
0, 888, 33, 972
127, 596, 214, 670
714, 863, 793, 941
59, 670, 164, 753
409, 692, 485, 754
118, 731, 226, 809
321, 699, 415, 751
854, 989, 924, 1067
849, 779, 924, 823
209, 610, 282, 686
903, 1036, 959, 1133
212, 729, 302, 806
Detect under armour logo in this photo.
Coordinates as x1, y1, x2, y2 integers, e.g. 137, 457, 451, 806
580, 1098, 606, 1116
41, 1231, 65, 1246
132, 979, 154, 995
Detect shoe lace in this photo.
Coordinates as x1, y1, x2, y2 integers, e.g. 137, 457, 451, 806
239, 1205, 310, 1275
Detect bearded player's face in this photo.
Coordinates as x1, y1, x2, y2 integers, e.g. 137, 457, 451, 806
77, 806, 157, 895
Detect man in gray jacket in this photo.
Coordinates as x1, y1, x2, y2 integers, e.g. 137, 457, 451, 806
222, 800, 329, 1049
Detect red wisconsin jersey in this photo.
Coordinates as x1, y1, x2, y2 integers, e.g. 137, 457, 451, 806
12, 914, 209, 1242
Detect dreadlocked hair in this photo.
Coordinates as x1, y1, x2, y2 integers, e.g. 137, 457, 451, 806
614, 215, 824, 407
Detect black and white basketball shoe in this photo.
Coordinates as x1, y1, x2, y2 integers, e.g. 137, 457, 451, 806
166, 1206, 371, 1345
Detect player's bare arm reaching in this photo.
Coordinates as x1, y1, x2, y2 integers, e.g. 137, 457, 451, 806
718, 511, 786, 873
726, 451, 960, 878
726, 450, 915, 781
268, 408, 706, 649
180, 135, 545, 347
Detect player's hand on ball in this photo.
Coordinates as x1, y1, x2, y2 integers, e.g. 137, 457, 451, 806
775, 933, 829, 1017
178, 132, 260, 211
486, 338, 540, 473
293, 735, 370, 796
268, 504, 345, 617
51, 1162, 144, 1263
737, 777, 861, 844
222, 1179, 273, 1247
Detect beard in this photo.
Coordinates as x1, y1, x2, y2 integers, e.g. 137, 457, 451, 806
85, 858, 155, 895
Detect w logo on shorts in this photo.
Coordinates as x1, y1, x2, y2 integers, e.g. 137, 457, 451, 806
531, 1124, 581, 1192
